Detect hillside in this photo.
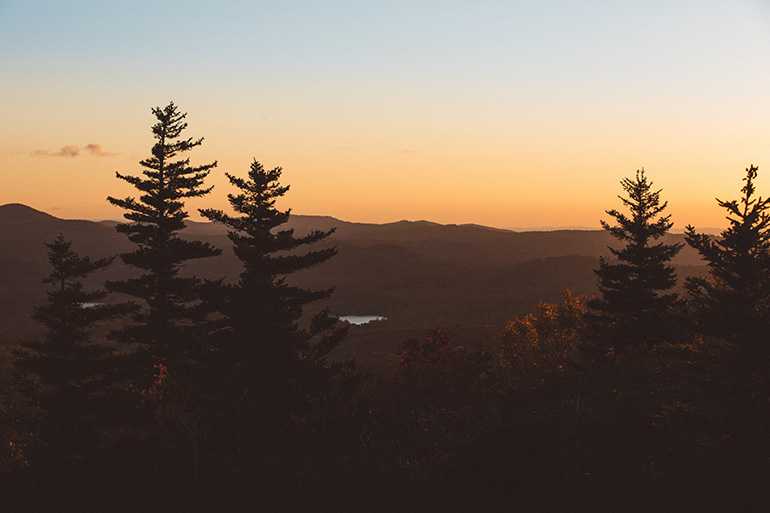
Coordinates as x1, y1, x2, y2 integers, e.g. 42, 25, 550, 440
0, 204, 133, 342
0, 204, 705, 362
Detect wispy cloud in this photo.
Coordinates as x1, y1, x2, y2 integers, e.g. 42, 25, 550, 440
32, 145, 80, 158
31, 144, 117, 158
83, 143, 116, 157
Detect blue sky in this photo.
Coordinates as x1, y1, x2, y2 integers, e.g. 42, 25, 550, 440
4, 1, 767, 86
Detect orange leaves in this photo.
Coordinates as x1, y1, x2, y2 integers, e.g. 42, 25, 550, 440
499, 290, 585, 376
142, 362, 169, 403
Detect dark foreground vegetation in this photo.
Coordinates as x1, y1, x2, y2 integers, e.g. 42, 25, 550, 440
3, 103, 770, 510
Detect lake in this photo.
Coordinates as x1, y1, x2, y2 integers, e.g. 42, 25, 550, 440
79, 303, 387, 326
338, 315, 387, 326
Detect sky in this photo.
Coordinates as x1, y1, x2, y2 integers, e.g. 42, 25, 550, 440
2, 0, 770, 230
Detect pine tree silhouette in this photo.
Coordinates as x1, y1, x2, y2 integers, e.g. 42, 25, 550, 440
685, 164, 770, 358
200, 159, 339, 361
588, 169, 683, 351
16, 235, 123, 469
199, 159, 349, 478
106, 102, 220, 365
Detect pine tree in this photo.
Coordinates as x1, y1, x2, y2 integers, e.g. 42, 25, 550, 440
199, 159, 349, 478
16, 235, 122, 468
588, 169, 683, 351
200, 159, 339, 361
107, 102, 220, 364
685, 164, 770, 356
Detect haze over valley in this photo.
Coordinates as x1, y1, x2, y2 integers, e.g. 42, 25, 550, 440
0, 202, 708, 370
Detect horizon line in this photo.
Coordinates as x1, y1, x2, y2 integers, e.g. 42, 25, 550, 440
0, 202, 724, 234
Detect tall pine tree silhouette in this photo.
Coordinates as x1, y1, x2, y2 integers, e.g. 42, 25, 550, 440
685, 165, 770, 357
107, 102, 220, 365
16, 235, 122, 469
200, 159, 338, 362
588, 169, 683, 351
200, 159, 347, 477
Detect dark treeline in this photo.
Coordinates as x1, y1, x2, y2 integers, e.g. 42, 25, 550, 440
3, 103, 770, 510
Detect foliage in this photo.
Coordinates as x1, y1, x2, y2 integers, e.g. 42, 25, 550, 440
107, 102, 220, 363
14, 235, 124, 471
100, 103, 226, 488
384, 329, 492, 480
498, 289, 584, 380
0, 347, 35, 475
10, 103, 770, 508
588, 169, 683, 351
200, 159, 338, 353
685, 165, 770, 357
198, 159, 355, 483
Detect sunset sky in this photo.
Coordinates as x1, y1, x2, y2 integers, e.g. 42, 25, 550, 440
2, 1, 770, 229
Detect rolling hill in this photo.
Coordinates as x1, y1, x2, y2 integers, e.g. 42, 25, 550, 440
0, 204, 705, 365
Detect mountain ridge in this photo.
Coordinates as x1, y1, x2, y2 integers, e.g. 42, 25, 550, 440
0, 204, 706, 353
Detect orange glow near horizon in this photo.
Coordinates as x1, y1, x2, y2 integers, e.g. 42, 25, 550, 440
2, 2, 770, 231
2, 97, 769, 231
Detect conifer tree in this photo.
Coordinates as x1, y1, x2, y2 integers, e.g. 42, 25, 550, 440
107, 102, 220, 363
199, 159, 349, 476
200, 159, 338, 358
588, 169, 683, 350
16, 235, 121, 467
685, 165, 770, 355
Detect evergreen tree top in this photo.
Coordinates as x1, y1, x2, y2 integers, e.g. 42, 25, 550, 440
588, 169, 682, 349
201, 159, 336, 265
107, 102, 218, 241
199, 159, 338, 347
685, 165, 770, 262
105, 102, 220, 351
27, 234, 119, 352
685, 165, 770, 304
42, 234, 114, 287
602, 169, 677, 246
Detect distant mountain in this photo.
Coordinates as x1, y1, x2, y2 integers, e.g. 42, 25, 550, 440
0, 204, 132, 341
0, 203, 54, 221
0, 204, 705, 357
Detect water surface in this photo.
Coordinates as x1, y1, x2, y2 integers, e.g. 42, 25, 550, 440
338, 315, 387, 326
